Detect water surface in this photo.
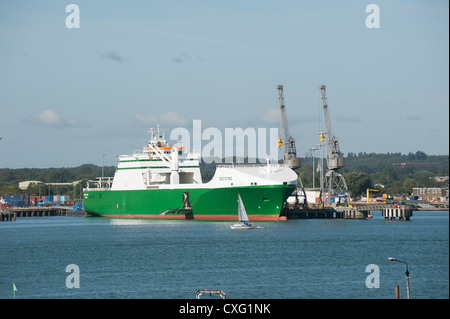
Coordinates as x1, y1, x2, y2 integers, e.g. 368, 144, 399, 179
1, 211, 448, 299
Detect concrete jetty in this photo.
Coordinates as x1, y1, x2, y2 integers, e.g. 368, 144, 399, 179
282, 202, 417, 220
1, 206, 87, 222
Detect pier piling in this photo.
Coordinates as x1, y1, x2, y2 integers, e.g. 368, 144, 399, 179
1, 207, 87, 221
1, 211, 15, 222
382, 207, 412, 221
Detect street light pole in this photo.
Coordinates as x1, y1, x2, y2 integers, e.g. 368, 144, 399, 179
388, 257, 411, 299
310, 147, 318, 189
318, 130, 326, 206
101, 153, 105, 189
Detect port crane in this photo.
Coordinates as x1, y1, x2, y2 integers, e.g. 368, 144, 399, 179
277, 85, 301, 169
319, 85, 349, 204
276, 85, 306, 206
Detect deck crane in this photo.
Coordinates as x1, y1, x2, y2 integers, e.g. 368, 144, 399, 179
276, 85, 307, 206
319, 84, 349, 204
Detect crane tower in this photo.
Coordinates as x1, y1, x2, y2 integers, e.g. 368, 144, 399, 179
319, 84, 349, 204
276, 85, 306, 206
277, 85, 301, 169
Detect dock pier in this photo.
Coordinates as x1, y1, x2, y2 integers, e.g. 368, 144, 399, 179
334, 204, 384, 219
381, 207, 413, 221
2, 203, 417, 222
335, 203, 415, 221
282, 203, 417, 221
281, 207, 343, 219
1, 206, 87, 222
0, 211, 16, 222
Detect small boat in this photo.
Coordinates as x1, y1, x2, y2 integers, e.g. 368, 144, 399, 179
230, 194, 254, 230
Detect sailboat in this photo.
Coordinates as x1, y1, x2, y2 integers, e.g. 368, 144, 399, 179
230, 194, 254, 230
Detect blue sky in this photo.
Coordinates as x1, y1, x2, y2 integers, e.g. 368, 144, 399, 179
0, 0, 448, 168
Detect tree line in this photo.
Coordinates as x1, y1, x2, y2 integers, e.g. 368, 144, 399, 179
0, 164, 115, 199
298, 152, 448, 196
1, 152, 448, 199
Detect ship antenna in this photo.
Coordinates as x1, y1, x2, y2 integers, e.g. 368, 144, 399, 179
149, 127, 155, 143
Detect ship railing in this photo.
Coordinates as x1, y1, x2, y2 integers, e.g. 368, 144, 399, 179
216, 163, 287, 168
84, 177, 114, 191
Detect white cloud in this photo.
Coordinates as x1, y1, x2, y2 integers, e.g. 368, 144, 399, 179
260, 109, 279, 124
129, 111, 188, 126
133, 114, 157, 124
30, 109, 65, 127
158, 112, 188, 126
27, 109, 88, 128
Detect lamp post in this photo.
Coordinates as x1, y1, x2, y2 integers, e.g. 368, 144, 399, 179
388, 257, 411, 299
310, 147, 318, 189
101, 153, 105, 188
318, 130, 326, 206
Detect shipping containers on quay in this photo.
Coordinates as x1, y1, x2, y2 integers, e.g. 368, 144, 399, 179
1, 194, 75, 207
2, 195, 29, 207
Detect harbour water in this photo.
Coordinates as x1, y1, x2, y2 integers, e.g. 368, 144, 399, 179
0, 211, 448, 299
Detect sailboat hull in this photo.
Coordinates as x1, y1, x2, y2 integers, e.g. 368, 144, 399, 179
230, 194, 254, 229
230, 223, 254, 230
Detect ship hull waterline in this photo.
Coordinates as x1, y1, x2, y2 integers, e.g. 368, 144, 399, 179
83, 184, 295, 221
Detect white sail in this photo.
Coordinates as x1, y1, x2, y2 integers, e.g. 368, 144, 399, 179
237, 194, 249, 222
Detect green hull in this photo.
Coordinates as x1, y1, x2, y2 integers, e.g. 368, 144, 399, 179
83, 185, 295, 221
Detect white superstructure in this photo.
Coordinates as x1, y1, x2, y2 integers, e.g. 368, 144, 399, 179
87, 126, 298, 191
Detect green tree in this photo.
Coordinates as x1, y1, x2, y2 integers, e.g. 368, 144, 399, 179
0, 185, 21, 195
298, 165, 314, 188
344, 171, 373, 198
402, 178, 416, 191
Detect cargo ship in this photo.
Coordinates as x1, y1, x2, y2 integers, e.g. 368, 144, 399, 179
83, 126, 297, 221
